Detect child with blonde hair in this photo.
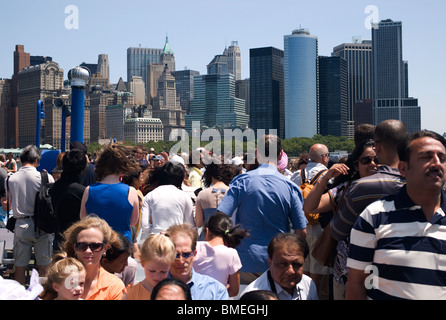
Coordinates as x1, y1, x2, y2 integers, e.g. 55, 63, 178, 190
123, 233, 176, 300
40, 252, 86, 300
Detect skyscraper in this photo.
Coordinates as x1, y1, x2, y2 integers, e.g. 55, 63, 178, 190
318, 56, 348, 137
372, 19, 420, 132
127, 47, 163, 84
186, 73, 248, 132
174, 69, 200, 114
97, 54, 110, 82
333, 39, 373, 137
225, 41, 242, 80
16, 61, 64, 147
249, 47, 284, 138
284, 29, 318, 139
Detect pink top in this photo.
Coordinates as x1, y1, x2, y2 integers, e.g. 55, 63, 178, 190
193, 241, 242, 286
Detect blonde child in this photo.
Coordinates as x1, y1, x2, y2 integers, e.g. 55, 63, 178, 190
123, 233, 176, 300
40, 252, 86, 300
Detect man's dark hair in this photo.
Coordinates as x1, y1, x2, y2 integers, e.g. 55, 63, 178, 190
158, 162, 185, 189
267, 233, 309, 260
240, 290, 279, 300
20, 145, 41, 165
374, 119, 408, 151
61, 149, 87, 180
398, 130, 446, 163
258, 134, 282, 159
354, 123, 376, 146
150, 278, 192, 300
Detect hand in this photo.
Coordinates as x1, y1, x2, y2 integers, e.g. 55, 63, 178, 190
325, 163, 349, 180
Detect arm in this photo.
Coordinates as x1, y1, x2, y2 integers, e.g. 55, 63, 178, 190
303, 163, 349, 213
79, 186, 89, 219
345, 268, 368, 300
227, 271, 240, 297
195, 201, 204, 228
140, 195, 150, 239
128, 186, 139, 226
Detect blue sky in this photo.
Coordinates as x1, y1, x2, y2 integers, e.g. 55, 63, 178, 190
1, 0, 445, 134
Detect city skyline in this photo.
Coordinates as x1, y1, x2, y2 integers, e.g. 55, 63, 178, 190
1, 0, 445, 135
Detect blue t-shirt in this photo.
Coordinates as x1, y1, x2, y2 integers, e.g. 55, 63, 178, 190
85, 182, 133, 242
217, 163, 307, 273
172, 269, 228, 300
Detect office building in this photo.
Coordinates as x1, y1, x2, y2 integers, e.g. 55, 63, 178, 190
186, 73, 248, 132
174, 69, 200, 114
16, 61, 64, 147
284, 29, 318, 138
152, 65, 186, 141
0, 79, 11, 147
333, 39, 373, 137
124, 117, 164, 143
127, 47, 163, 84
318, 56, 348, 137
372, 19, 421, 132
225, 41, 242, 80
249, 47, 284, 138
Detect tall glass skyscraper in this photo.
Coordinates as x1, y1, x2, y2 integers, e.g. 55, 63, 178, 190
185, 74, 248, 132
284, 29, 318, 139
372, 19, 420, 133
249, 47, 284, 138
127, 47, 163, 84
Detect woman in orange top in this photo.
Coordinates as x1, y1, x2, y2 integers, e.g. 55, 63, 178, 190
63, 215, 125, 300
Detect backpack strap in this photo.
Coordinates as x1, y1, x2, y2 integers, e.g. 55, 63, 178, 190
300, 169, 308, 186
310, 169, 327, 185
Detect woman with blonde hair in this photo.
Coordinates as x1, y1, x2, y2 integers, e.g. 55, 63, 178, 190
123, 233, 176, 300
63, 215, 125, 300
80, 143, 140, 243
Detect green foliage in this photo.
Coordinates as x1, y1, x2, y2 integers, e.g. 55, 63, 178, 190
85, 135, 355, 158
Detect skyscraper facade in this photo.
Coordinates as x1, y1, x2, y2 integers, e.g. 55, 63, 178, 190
372, 19, 421, 132
16, 61, 64, 147
174, 69, 200, 114
318, 56, 348, 137
225, 41, 242, 80
284, 29, 318, 139
333, 40, 373, 137
127, 47, 163, 84
186, 73, 248, 132
249, 47, 284, 138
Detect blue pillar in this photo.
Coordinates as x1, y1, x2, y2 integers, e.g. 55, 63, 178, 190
70, 86, 85, 143
36, 99, 44, 148
68, 66, 90, 144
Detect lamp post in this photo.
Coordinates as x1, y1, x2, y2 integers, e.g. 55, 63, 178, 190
67, 66, 90, 143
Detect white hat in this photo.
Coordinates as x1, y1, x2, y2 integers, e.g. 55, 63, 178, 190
231, 156, 243, 166
170, 154, 185, 166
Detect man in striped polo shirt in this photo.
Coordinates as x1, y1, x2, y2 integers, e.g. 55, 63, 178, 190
346, 130, 446, 300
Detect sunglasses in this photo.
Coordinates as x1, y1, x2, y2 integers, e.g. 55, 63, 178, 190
175, 251, 194, 259
359, 156, 379, 165
74, 242, 106, 252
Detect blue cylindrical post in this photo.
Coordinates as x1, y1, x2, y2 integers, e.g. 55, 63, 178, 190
70, 86, 85, 143
36, 99, 44, 148
61, 105, 66, 151
68, 66, 90, 144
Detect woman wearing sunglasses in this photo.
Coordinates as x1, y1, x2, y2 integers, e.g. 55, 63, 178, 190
63, 215, 126, 300
303, 139, 379, 299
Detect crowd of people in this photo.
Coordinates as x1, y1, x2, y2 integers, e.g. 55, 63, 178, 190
1, 119, 446, 301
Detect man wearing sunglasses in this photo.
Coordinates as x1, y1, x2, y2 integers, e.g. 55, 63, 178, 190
166, 224, 229, 300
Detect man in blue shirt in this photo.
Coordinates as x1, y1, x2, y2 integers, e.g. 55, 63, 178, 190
217, 134, 307, 283
166, 224, 229, 300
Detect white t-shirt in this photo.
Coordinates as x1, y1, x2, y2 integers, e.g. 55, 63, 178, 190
194, 241, 242, 285
141, 185, 195, 237
241, 271, 319, 300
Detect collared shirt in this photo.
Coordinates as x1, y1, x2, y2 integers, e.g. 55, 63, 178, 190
348, 186, 446, 300
171, 269, 229, 300
331, 165, 405, 242
6, 166, 54, 218
87, 267, 125, 300
290, 162, 328, 186
241, 270, 318, 300
217, 163, 307, 273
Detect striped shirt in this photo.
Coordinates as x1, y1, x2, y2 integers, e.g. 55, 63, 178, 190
331, 166, 405, 241
347, 186, 446, 300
